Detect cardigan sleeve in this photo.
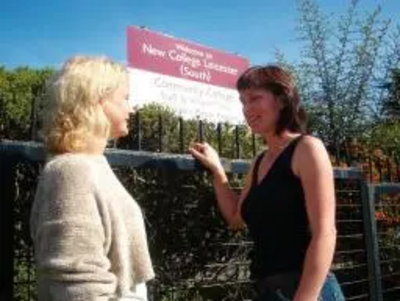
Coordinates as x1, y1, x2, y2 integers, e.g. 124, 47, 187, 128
30, 157, 117, 301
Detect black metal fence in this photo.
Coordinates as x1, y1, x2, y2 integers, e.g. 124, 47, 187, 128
3, 95, 400, 181
1, 138, 399, 301
1, 90, 400, 301
373, 184, 400, 300
2, 68, 399, 300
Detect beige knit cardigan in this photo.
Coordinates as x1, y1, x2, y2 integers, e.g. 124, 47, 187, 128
30, 153, 155, 301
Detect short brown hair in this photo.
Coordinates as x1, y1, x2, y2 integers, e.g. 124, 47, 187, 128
236, 65, 307, 135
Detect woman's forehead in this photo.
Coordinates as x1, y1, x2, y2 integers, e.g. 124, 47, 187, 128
240, 88, 270, 97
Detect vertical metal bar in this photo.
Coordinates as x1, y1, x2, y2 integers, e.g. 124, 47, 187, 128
158, 114, 163, 152
376, 158, 383, 182
252, 133, 257, 158
386, 157, 392, 183
395, 154, 400, 182
194, 120, 206, 172
357, 150, 362, 169
112, 139, 118, 149
0, 91, 4, 139
368, 156, 374, 182
198, 120, 204, 143
30, 88, 38, 141
179, 117, 184, 153
360, 182, 383, 301
0, 152, 17, 301
28, 250, 33, 300
235, 125, 240, 159
344, 139, 351, 167
134, 111, 142, 151
217, 123, 222, 155
335, 140, 341, 167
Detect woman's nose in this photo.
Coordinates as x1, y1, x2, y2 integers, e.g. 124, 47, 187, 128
242, 103, 250, 114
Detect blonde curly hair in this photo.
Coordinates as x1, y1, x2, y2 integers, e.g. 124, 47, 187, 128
41, 55, 128, 154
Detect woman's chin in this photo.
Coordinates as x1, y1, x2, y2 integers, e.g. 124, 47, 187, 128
249, 125, 263, 135
111, 127, 129, 139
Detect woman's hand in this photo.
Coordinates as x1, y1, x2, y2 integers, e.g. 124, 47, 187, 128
188, 142, 224, 175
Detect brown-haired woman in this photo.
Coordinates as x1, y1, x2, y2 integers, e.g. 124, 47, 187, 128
189, 65, 345, 301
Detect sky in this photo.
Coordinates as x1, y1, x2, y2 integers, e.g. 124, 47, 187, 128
0, 0, 399, 69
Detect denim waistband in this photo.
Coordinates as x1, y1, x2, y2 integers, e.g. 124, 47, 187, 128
255, 271, 301, 295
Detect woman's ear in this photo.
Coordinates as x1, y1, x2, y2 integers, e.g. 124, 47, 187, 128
99, 99, 109, 112
277, 95, 286, 111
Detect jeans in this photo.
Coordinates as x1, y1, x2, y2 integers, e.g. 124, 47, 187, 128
253, 272, 345, 301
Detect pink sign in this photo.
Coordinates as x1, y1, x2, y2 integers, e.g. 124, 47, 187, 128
127, 26, 249, 89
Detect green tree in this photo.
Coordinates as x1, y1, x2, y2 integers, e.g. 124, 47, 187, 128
283, 0, 400, 146
367, 67, 400, 156
0, 66, 54, 140
381, 68, 400, 120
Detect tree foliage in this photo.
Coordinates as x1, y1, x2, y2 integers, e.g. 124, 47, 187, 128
284, 0, 400, 146
381, 68, 400, 120
0, 66, 54, 140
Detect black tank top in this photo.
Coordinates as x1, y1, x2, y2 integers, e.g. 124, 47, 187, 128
241, 135, 311, 279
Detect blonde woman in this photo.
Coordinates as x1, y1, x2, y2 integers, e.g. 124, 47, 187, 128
30, 56, 154, 301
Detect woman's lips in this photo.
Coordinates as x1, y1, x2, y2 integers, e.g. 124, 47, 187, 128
246, 115, 261, 126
